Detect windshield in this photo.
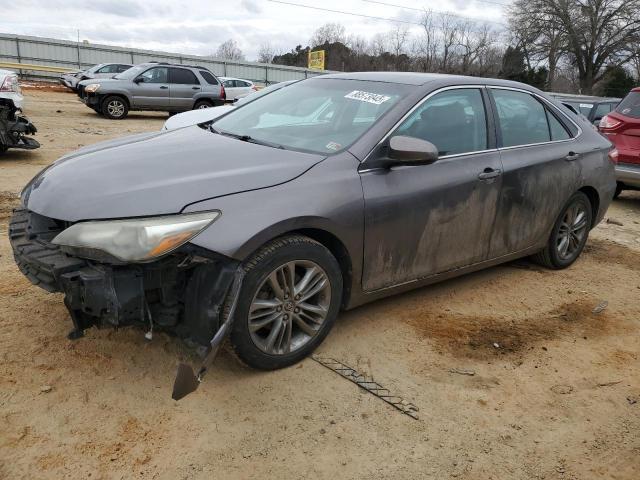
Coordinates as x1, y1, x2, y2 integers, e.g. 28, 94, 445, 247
235, 81, 295, 106
616, 92, 640, 119
212, 78, 411, 154
114, 64, 148, 80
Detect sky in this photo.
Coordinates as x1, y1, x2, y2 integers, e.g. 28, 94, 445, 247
0, 0, 508, 60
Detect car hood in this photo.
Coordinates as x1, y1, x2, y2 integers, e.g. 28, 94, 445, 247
23, 126, 325, 222
163, 105, 235, 130
77, 78, 122, 87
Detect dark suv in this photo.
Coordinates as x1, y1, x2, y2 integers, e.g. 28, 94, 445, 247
77, 62, 226, 119
550, 94, 620, 126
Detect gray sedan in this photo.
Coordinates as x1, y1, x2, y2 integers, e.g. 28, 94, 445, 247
11, 73, 615, 393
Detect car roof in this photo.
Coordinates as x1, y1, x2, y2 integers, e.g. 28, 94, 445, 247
317, 71, 545, 90
220, 77, 252, 82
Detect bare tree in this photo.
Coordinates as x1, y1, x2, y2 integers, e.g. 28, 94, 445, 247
439, 14, 460, 72
370, 32, 389, 56
457, 22, 496, 75
416, 9, 440, 72
215, 39, 245, 61
257, 42, 277, 63
310, 22, 346, 47
508, 0, 640, 93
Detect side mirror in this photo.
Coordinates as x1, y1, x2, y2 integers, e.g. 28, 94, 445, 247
388, 135, 439, 165
133, 77, 144, 84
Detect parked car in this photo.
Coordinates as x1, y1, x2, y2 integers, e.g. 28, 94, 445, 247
77, 62, 225, 119
598, 87, 640, 197
219, 77, 258, 101
0, 69, 39, 153
163, 80, 296, 130
60, 63, 133, 92
11, 73, 615, 395
549, 93, 620, 126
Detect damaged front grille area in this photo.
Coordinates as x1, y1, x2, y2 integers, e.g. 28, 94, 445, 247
9, 208, 238, 346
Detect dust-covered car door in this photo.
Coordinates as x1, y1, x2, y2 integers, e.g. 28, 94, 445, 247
360, 86, 503, 291
487, 87, 583, 258
169, 68, 201, 110
131, 67, 170, 108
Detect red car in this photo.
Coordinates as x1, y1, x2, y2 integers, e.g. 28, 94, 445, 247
599, 87, 640, 197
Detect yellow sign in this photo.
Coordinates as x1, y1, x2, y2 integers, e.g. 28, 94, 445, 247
308, 50, 325, 70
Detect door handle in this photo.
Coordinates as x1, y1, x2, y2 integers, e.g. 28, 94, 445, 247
478, 168, 502, 180
565, 151, 580, 161
160, 85, 168, 89
192, 86, 201, 90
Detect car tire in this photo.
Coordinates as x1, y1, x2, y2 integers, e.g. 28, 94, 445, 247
614, 182, 623, 199
227, 235, 343, 370
193, 100, 213, 110
101, 95, 128, 120
532, 192, 593, 269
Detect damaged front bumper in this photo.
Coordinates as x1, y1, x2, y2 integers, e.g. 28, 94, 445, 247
9, 208, 239, 350
0, 100, 39, 152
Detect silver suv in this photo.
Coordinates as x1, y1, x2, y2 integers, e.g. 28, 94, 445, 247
77, 62, 226, 119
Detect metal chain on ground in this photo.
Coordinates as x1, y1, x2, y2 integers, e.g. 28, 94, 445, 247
311, 355, 419, 420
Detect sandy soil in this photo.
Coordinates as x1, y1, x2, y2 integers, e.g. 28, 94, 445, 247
1, 88, 639, 480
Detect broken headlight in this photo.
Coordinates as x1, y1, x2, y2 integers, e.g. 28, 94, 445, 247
51, 211, 220, 262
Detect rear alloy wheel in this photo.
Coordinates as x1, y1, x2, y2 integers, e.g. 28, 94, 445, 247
194, 100, 213, 110
228, 235, 343, 370
533, 192, 592, 269
101, 96, 128, 120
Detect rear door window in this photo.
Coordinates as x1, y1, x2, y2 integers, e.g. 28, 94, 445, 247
616, 92, 640, 118
169, 68, 199, 85
546, 110, 571, 141
492, 89, 551, 147
395, 88, 488, 156
200, 71, 219, 85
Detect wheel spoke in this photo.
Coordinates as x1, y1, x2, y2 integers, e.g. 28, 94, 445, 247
298, 301, 327, 318
267, 271, 286, 300
299, 276, 327, 302
283, 262, 296, 298
293, 314, 317, 336
263, 319, 284, 353
249, 311, 281, 332
558, 235, 569, 257
294, 266, 318, 296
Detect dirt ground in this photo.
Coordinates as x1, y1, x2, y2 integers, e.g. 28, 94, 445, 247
1, 88, 639, 480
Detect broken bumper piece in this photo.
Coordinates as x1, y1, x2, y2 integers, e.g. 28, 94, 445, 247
9, 208, 240, 352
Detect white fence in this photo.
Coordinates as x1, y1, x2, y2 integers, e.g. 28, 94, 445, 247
0, 33, 330, 85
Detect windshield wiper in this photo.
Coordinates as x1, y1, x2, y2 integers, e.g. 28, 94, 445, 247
209, 125, 284, 149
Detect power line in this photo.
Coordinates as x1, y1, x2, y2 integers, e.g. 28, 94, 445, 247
365, 0, 511, 9
267, 0, 506, 29
267, 0, 424, 25
362, 0, 508, 26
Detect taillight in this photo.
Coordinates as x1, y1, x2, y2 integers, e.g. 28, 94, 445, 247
252, 85, 259, 91
599, 115, 621, 130
0, 74, 20, 93
220, 83, 226, 101
608, 148, 619, 164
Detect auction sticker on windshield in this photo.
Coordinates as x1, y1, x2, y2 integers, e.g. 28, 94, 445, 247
345, 90, 391, 105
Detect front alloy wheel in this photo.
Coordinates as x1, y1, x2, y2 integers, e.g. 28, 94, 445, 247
101, 95, 129, 119
228, 235, 342, 370
249, 260, 331, 355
